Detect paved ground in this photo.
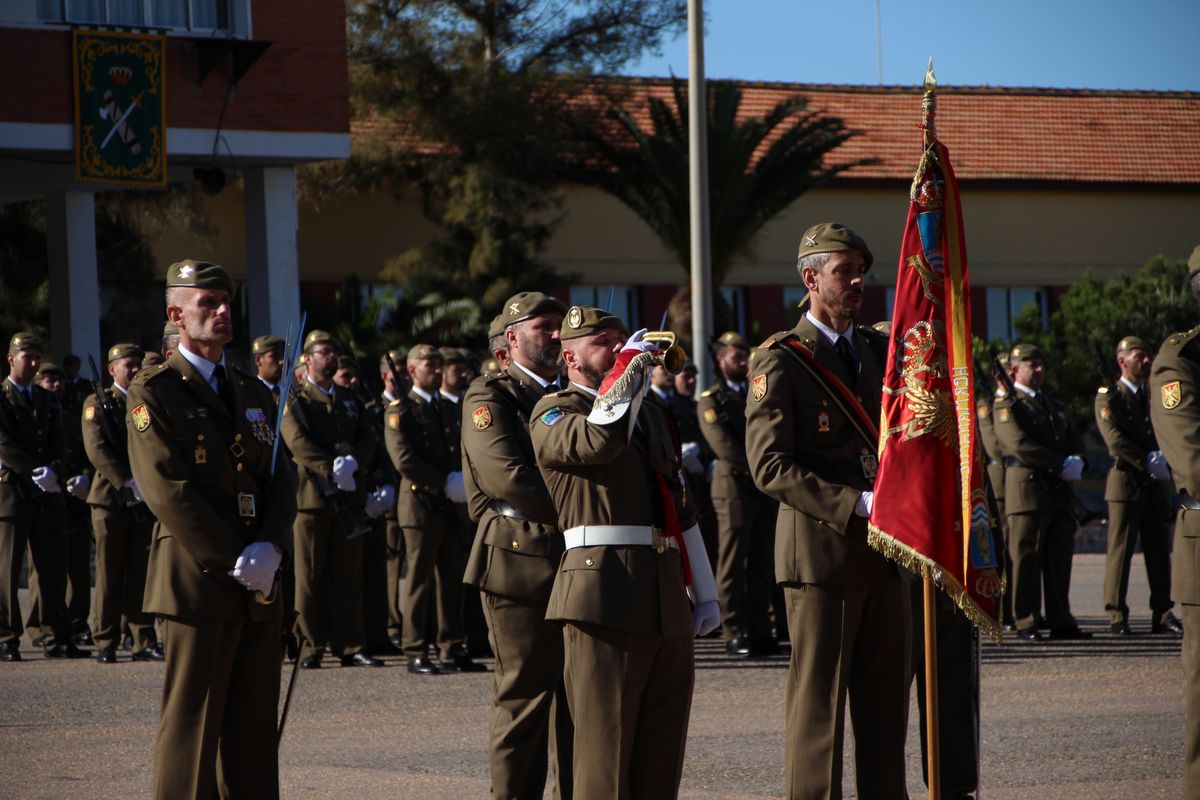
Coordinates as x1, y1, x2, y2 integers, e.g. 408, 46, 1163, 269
0, 552, 1184, 798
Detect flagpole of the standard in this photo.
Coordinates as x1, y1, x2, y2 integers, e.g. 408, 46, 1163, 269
687, 0, 713, 391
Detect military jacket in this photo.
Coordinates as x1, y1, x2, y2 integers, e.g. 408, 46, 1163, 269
461, 367, 563, 604
1096, 381, 1160, 502
698, 379, 759, 501
0, 379, 66, 517
440, 392, 464, 471
744, 317, 894, 587
976, 394, 1008, 510
281, 379, 376, 512
993, 387, 1083, 514
126, 352, 297, 620
384, 390, 456, 528
1150, 326, 1200, 604
82, 387, 138, 509
531, 384, 695, 635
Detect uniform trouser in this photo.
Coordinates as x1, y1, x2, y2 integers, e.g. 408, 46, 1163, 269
1183, 604, 1200, 799
26, 498, 93, 638
483, 592, 573, 800
385, 517, 405, 638
986, 462, 1013, 624
909, 578, 978, 797
1008, 502, 1077, 631
714, 489, 777, 642
91, 506, 156, 651
0, 506, 71, 646
562, 621, 693, 800
783, 580, 910, 800
456, 505, 489, 655
401, 517, 466, 660
1103, 492, 1173, 624
361, 515, 391, 650
293, 509, 365, 659
154, 616, 281, 800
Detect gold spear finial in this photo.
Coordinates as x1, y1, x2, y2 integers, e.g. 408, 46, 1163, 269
922, 58, 937, 146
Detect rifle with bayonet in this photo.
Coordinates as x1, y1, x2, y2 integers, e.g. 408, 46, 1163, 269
87, 354, 148, 516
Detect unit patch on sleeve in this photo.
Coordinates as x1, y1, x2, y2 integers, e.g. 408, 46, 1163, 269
750, 374, 767, 402
1162, 380, 1182, 410
131, 403, 151, 432
472, 405, 493, 430
540, 408, 564, 426
702, 408, 718, 424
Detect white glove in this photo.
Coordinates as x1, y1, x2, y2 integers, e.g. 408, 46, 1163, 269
692, 600, 721, 637
1147, 450, 1171, 481
854, 491, 874, 518
444, 471, 467, 504
332, 454, 359, 492
66, 473, 91, 499
127, 478, 145, 504
376, 483, 396, 512
364, 490, 384, 519
620, 328, 657, 356
229, 541, 282, 595
31, 466, 60, 493
365, 485, 395, 519
680, 442, 704, 475
1060, 455, 1084, 483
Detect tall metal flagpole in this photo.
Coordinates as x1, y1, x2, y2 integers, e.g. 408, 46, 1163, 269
688, 0, 713, 391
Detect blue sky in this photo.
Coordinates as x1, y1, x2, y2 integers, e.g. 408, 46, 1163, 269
622, 0, 1200, 91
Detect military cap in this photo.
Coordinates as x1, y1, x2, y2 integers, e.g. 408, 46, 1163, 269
715, 331, 750, 351
1188, 245, 1200, 277
872, 321, 891, 334
1010, 343, 1046, 362
560, 306, 627, 341
479, 357, 502, 378
407, 343, 443, 361
487, 313, 508, 339
165, 259, 235, 297
796, 222, 874, 271
163, 320, 178, 336
995, 352, 1011, 369
8, 331, 43, 353
501, 291, 569, 329
35, 361, 63, 379
142, 351, 165, 367
1116, 335, 1149, 354
336, 354, 359, 371
302, 330, 337, 353
439, 346, 468, 365
107, 343, 144, 363
252, 335, 284, 355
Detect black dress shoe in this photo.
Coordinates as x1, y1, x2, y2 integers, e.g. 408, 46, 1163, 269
1110, 620, 1133, 636
132, 646, 166, 662
388, 633, 404, 651
341, 653, 383, 667
30, 634, 48, 648
1153, 613, 1184, 636
75, 631, 94, 646
725, 637, 752, 656
438, 654, 487, 673
746, 639, 782, 657
96, 646, 117, 664
367, 639, 402, 656
406, 656, 440, 675
1015, 627, 1041, 641
45, 642, 91, 659
1, 640, 22, 662
120, 634, 133, 651
299, 653, 323, 669
1048, 626, 1093, 640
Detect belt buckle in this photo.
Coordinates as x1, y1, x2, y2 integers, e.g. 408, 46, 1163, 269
653, 528, 666, 554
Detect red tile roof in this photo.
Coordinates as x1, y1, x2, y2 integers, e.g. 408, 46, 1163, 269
351, 79, 1200, 185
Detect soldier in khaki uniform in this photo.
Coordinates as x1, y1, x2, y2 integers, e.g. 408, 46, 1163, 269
699, 331, 779, 656
252, 335, 285, 404
744, 224, 909, 799
977, 355, 1015, 628
531, 306, 719, 800
993, 343, 1090, 641
462, 291, 574, 799
1097, 335, 1181, 636
282, 330, 381, 669
127, 261, 296, 799
84, 343, 162, 663
372, 350, 406, 649
385, 344, 484, 675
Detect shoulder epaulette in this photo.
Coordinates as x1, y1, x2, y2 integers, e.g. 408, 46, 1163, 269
387, 398, 403, 408
756, 330, 796, 351
1097, 386, 1110, 394
135, 363, 172, 385
858, 324, 888, 341
699, 385, 718, 398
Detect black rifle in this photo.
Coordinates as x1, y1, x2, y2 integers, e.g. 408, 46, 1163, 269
383, 351, 407, 402
1094, 341, 1117, 393
87, 355, 147, 515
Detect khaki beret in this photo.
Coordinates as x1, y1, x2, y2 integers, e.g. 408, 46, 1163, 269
407, 343, 443, 362
336, 354, 359, 371
107, 343, 144, 363
561, 306, 627, 341
479, 357, 502, 378
501, 292, 568, 329
487, 313, 508, 339
797, 222, 874, 271
252, 335, 284, 355
35, 361, 63, 379
165, 259, 235, 297
302, 330, 337, 352
163, 320, 178, 336
142, 351, 164, 367
439, 346, 468, 365
1116, 336, 1149, 354
995, 352, 1011, 369
1010, 343, 1046, 362
8, 331, 43, 353
716, 331, 749, 351
1188, 245, 1200, 277
872, 320, 891, 334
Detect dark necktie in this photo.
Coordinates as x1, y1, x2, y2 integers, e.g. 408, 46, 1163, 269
212, 364, 234, 414
835, 337, 858, 379
1135, 387, 1148, 417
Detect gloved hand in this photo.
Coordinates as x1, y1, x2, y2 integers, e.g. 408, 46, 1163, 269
620, 328, 658, 356
229, 541, 283, 595
31, 466, 60, 493
854, 490, 874, 518
376, 483, 396, 512
444, 471, 467, 504
127, 478, 145, 504
1147, 450, 1171, 481
680, 441, 704, 475
364, 490, 384, 519
1060, 455, 1084, 482
692, 599, 721, 637
332, 454, 359, 492
66, 473, 91, 499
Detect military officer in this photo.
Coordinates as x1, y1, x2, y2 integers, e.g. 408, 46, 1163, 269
83, 343, 162, 663
531, 306, 719, 800
373, 350, 406, 649
252, 335, 285, 404
699, 331, 780, 656
385, 344, 483, 675
978, 354, 1015, 628
1099, 336, 1181, 635
744, 224, 909, 799
127, 261, 296, 798
161, 320, 180, 360
462, 291, 574, 799
488, 313, 512, 374
282, 330, 381, 669
994, 343, 1091, 641
480, 357, 504, 381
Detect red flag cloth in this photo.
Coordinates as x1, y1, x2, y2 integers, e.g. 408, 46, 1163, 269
867, 139, 1003, 642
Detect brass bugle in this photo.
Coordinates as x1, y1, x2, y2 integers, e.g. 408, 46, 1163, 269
642, 331, 689, 375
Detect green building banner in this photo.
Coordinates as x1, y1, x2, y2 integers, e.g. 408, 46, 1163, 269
73, 29, 167, 188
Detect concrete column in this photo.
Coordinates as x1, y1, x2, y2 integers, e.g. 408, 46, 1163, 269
243, 166, 300, 340
45, 191, 101, 363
